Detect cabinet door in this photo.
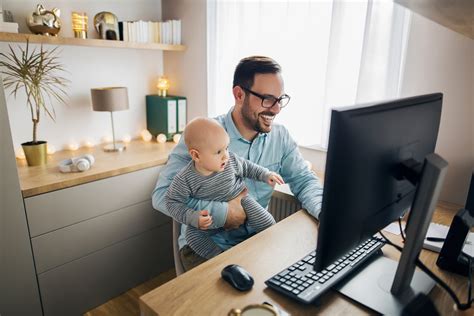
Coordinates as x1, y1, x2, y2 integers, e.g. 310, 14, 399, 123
25, 166, 162, 237
32, 200, 170, 274
38, 223, 173, 316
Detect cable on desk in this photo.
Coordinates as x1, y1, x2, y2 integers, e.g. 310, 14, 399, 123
398, 217, 406, 242
378, 231, 473, 311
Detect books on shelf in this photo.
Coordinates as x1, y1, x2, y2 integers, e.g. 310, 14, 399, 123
118, 20, 181, 45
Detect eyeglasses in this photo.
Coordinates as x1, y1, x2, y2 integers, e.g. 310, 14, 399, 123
241, 86, 290, 109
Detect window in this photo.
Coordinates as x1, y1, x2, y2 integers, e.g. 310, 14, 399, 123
207, 0, 411, 147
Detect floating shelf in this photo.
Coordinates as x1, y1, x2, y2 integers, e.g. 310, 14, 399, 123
0, 32, 186, 51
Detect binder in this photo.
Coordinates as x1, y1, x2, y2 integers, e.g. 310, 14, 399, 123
146, 95, 187, 140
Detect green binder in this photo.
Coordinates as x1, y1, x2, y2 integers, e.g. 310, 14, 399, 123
146, 95, 187, 140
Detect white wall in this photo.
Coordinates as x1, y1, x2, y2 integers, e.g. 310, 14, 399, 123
401, 12, 474, 205
162, 0, 207, 119
2, 0, 164, 151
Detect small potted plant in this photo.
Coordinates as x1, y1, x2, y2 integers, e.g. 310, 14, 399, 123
0, 40, 69, 166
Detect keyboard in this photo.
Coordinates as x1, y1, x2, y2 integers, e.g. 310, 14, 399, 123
265, 236, 385, 304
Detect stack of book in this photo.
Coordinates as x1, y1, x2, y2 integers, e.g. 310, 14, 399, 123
0, 21, 18, 33
118, 20, 181, 45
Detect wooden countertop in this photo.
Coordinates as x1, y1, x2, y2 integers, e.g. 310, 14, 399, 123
16, 140, 176, 198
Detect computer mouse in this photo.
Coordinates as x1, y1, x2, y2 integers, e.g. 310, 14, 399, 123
221, 264, 254, 291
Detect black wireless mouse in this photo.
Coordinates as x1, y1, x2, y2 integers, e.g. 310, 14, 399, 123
221, 264, 254, 291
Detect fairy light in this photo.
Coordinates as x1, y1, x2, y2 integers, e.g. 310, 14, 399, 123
141, 130, 152, 142
68, 143, 79, 151
173, 133, 181, 143
156, 134, 167, 144
84, 140, 95, 148
122, 135, 132, 143
47, 145, 56, 155
16, 147, 26, 159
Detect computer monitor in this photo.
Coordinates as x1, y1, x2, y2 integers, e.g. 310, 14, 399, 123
315, 93, 448, 314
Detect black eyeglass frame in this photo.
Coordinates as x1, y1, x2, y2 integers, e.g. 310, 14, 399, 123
240, 86, 291, 109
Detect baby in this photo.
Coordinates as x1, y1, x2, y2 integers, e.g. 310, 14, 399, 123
165, 117, 283, 259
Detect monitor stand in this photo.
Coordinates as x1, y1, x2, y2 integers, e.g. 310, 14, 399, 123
334, 255, 434, 315
335, 153, 448, 315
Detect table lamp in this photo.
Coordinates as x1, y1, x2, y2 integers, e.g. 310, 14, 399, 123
91, 87, 129, 152
157, 76, 170, 97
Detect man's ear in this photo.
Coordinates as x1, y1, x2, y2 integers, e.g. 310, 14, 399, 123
189, 149, 200, 161
233, 85, 246, 105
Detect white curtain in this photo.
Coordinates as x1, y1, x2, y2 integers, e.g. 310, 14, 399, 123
207, 0, 411, 148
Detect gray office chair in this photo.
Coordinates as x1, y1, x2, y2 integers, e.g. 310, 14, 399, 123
172, 219, 185, 276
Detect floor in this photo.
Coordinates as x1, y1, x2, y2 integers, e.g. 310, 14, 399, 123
83, 269, 176, 316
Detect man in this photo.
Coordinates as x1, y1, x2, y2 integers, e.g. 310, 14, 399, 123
152, 56, 323, 271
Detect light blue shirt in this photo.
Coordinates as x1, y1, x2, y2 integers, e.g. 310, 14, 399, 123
152, 108, 323, 250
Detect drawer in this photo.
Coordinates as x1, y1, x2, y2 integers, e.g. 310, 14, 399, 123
32, 199, 170, 274
25, 166, 162, 237
38, 223, 173, 316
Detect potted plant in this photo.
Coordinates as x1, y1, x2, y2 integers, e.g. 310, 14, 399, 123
0, 40, 69, 166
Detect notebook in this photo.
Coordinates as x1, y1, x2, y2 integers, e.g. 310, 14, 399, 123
423, 222, 474, 257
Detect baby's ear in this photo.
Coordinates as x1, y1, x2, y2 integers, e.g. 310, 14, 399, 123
189, 149, 200, 161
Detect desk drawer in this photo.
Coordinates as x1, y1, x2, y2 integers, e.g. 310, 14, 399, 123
25, 166, 162, 237
38, 222, 173, 316
32, 200, 169, 274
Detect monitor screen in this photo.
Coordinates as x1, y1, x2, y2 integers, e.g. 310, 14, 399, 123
314, 93, 443, 271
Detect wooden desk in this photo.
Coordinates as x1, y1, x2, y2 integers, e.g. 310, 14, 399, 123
140, 202, 472, 315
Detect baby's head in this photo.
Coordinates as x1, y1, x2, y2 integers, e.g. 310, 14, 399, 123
184, 117, 230, 173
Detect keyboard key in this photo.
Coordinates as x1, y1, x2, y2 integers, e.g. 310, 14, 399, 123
269, 279, 282, 286
281, 284, 294, 292
292, 289, 301, 295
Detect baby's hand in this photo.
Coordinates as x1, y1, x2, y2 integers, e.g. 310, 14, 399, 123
198, 210, 213, 230
267, 172, 284, 187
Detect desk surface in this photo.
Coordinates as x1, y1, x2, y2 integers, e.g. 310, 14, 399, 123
140, 201, 472, 315
16, 140, 175, 197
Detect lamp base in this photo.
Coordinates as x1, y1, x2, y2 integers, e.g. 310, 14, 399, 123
103, 143, 126, 152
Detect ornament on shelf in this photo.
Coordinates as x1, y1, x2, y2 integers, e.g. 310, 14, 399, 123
27, 4, 61, 36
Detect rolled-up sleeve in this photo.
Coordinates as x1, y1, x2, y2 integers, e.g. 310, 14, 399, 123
279, 129, 323, 219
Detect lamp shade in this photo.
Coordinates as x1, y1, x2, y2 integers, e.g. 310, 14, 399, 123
91, 87, 129, 112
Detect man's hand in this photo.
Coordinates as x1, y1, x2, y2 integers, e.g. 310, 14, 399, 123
198, 210, 213, 230
267, 172, 284, 187
224, 188, 248, 230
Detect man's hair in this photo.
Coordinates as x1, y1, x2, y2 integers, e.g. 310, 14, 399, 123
232, 56, 281, 89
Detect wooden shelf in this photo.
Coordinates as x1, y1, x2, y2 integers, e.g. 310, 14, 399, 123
0, 32, 186, 51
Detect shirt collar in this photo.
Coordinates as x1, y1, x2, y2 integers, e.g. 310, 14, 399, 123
224, 107, 268, 143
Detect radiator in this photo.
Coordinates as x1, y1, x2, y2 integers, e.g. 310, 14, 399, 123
268, 191, 302, 222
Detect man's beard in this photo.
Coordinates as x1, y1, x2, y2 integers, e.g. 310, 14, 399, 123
241, 96, 273, 134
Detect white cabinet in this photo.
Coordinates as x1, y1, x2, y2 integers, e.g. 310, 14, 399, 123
23, 166, 173, 316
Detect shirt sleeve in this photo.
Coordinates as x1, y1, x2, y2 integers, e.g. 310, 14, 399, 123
151, 137, 229, 228
165, 172, 201, 228
233, 153, 271, 182
279, 128, 323, 219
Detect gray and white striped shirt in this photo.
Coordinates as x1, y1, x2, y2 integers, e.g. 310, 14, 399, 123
166, 152, 271, 228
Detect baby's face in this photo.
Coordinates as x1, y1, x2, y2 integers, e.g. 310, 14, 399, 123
196, 131, 230, 173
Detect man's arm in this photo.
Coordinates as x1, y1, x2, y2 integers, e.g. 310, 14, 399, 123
151, 138, 246, 228
279, 130, 323, 219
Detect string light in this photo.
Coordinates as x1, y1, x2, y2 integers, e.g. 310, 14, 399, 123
156, 134, 167, 144
141, 130, 152, 142
68, 143, 79, 151
47, 145, 56, 155
173, 134, 181, 143
16, 147, 26, 159
122, 135, 132, 143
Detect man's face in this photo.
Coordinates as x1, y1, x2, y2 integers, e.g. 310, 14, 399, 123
240, 73, 284, 134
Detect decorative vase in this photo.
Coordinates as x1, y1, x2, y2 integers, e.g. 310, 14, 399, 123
22, 141, 47, 166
